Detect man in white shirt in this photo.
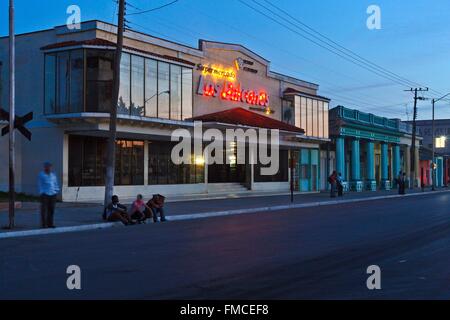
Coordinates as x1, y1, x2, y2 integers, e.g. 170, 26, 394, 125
38, 162, 60, 228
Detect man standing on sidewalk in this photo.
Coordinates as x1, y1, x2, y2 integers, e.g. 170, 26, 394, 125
38, 162, 59, 228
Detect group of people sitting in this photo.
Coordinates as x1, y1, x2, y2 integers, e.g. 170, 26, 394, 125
104, 194, 167, 226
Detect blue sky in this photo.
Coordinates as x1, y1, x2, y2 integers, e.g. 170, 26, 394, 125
1, 0, 449, 120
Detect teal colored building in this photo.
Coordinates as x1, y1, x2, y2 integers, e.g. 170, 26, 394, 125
329, 106, 421, 191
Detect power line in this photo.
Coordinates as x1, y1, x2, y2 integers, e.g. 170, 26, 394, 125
239, 0, 443, 96
260, 0, 442, 95
127, 0, 180, 16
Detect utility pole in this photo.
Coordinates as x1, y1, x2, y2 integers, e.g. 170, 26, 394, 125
104, 0, 125, 208
405, 88, 428, 190
8, 0, 16, 229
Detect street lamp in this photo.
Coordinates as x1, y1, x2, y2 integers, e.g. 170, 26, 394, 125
145, 90, 170, 104
431, 93, 450, 191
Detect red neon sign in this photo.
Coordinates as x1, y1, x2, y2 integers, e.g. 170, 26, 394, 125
199, 77, 269, 107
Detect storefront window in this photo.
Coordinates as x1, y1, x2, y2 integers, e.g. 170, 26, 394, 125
254, 150, 289, 183
115, 140, 144, 185
68, 136, 144, 186
131, 55, 145, 116
148, 141, 204, 185
86, 50, 114, 112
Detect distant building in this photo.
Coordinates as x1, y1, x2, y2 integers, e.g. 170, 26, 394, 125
413, 120, 450, 186
327, 106, 421, 191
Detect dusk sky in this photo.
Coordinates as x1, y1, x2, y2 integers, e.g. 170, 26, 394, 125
1, 0, 449, 120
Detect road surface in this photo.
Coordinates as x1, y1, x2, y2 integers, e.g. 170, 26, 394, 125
1, 192, 450, 299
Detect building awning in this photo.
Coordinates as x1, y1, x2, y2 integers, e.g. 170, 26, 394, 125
41, 39, 196, 66
191, 107, 305, 135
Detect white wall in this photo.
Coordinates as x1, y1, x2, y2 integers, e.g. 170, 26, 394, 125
63, 184, 208, 203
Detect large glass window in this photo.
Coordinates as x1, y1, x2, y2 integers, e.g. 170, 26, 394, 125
145, 59, 158, 118
312, 100, 318, 137
45, 50, 193, 120
300, 97, 307, 132
182, 67, 193, 120
68, 136, 144, 186
86, 50, 114, 112
57, 52, 70, 114
318, 101, 324, 138
118, 53, 131, 115
323, 102, 329, 138
254, 149, 289, 182
44, 54, 57, 114
70, 50, 84, 113
68, 135, 107, 187
115, 140, 144, 185
131, 55, 145, 116
148, 141, 204, 185
282, 99, 295, 125
306, 98, 313, 136
158, 62, 170, 119
170, 64, 182, 120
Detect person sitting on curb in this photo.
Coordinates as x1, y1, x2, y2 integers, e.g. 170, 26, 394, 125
146, 194, 167, 223
130, 194, 151, 224
103, 195, 134, 226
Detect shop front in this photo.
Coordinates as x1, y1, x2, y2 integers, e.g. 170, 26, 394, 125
0, 20, 330, 201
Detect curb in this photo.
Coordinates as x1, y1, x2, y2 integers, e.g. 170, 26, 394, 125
1, 190, 449, 239
0, 222, 119, 239
168, 189, 450, 221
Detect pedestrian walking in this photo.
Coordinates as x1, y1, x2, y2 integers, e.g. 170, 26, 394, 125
400, 172, 407, 195
328, 171, 337, 198
38, 162, 59, 228
396, 171, 403, 195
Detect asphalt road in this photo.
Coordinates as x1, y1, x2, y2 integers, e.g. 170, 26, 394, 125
1, 192, 450, 300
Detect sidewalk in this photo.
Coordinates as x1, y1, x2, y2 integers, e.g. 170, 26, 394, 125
1, 187, 448, 237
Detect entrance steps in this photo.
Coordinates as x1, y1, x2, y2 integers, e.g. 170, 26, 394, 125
207, 183, 249, 195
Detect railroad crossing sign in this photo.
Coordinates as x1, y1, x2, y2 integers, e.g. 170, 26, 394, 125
0, 109, 33, 141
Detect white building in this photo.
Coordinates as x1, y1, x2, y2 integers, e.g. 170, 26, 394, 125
0, 21, 330, 202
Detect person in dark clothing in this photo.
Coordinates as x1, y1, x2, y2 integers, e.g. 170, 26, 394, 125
337, 173, 344, 197
400, 173, 407, 195
146, 194, 167, 223
104, 195, 134, 225
328, 171, 337, 198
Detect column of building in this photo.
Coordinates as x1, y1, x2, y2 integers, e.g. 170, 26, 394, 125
380, 142, 391, 190
366, 141, 376, 191
351, 139, 363, 192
